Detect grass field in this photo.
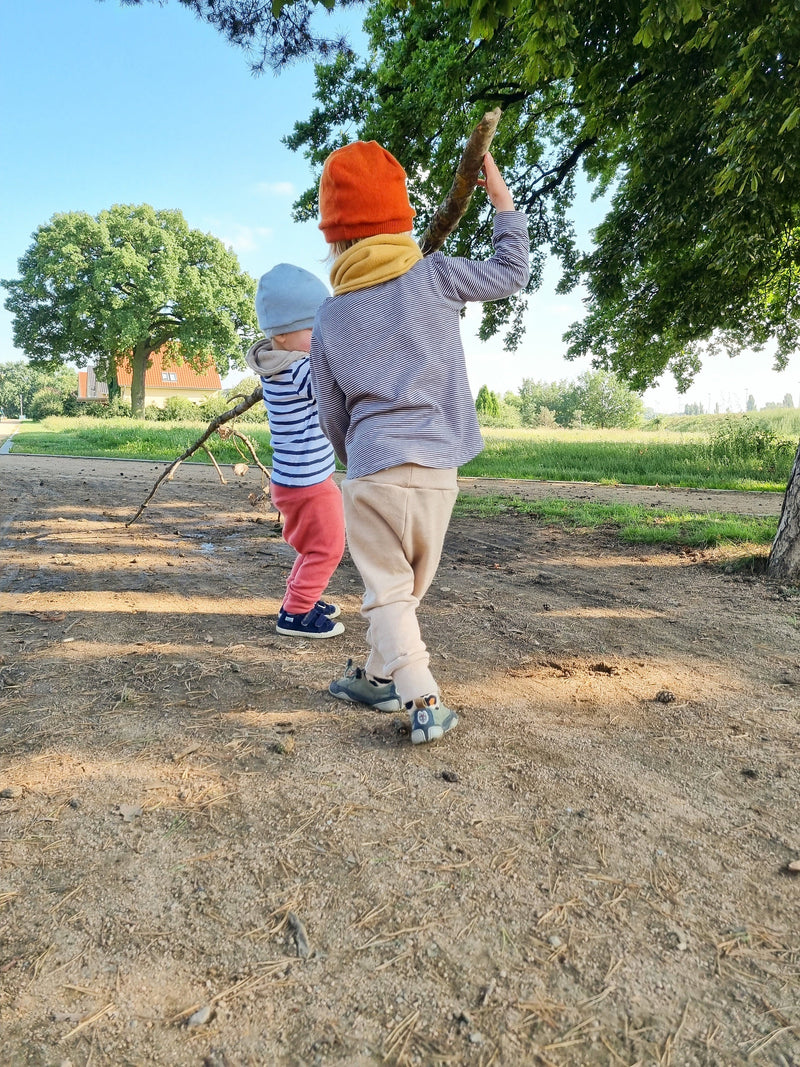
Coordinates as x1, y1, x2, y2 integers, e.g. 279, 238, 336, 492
465, 427, 793, 490
1, 416, 786, 555
3, 416, 794, 491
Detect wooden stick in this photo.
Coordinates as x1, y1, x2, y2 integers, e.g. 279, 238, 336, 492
419, 107, 502, 255
127, 385, 264, 526
232, 428, 272, 480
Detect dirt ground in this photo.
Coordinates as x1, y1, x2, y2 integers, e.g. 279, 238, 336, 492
0, 453, 797, 1067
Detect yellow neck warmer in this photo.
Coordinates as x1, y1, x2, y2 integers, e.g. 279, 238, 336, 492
330, 234, 423, 295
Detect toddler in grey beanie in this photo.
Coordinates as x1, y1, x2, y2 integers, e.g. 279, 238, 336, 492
255, 263, 330, 338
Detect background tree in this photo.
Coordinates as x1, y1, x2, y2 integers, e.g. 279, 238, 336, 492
784, 393, 795, 409
575, 370, 644, 429
0, 362, 77, 420
746, 394, 757, 412
2, 204, 259, 417
475, 384, 500, 419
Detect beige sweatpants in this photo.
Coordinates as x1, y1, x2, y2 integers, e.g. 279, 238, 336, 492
342, 463, 459, 705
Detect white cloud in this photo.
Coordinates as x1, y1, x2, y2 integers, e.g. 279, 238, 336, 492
210, 223, 273, 255
253, 181, 296, 197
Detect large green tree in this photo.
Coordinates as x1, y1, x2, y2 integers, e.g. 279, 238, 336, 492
282, 0, 800, 390
2, 204, 259, 416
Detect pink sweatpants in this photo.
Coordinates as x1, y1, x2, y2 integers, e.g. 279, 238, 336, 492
270, 476, 345, 614
342, 463, 459, 704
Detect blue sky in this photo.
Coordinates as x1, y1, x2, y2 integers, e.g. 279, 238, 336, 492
2, 0, 798, 414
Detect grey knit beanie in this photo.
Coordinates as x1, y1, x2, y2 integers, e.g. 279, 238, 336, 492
255, 263, 329, 337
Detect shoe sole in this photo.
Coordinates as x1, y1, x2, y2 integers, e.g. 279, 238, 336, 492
276, 623, 345, 639
329, 686, 402, 712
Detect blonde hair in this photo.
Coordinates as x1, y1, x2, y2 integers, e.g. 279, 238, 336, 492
326, 237, 364, 261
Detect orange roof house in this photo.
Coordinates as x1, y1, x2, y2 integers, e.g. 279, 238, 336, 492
78, 348, 223, 408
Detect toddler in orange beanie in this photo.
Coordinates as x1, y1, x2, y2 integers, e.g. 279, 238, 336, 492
310, 140, 529, 744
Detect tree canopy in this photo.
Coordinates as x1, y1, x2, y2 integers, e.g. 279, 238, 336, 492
119, 0, 800, 392
287, 0, 800, 392
116, 0, 359, 71
2, 204, 258, 416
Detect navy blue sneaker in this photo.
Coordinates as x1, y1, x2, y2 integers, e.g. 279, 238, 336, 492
276, 604, 344, 639
315, 599, 341, 619
408, 695, 459, 745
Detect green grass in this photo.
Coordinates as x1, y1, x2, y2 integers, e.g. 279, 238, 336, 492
5, 416, 276, 465
645, 406, 800, 436
461, 427, 792, 491
454, 494, 778, 548
3, 416, 794, 491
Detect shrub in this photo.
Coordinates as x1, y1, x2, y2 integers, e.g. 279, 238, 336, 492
27, 389, 64, 419
199, 395, 233, 421
160, 396, 201, 421
534, 405, 559, 428
708, 416, 795, 473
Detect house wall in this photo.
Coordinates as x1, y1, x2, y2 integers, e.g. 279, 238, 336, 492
116, 387, 222, 409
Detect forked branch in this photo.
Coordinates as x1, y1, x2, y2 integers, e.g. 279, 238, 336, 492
127, 385, 264, 526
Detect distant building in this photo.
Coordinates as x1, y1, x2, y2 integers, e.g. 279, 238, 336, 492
76, 348, 223, 408
76, 367, 109, 403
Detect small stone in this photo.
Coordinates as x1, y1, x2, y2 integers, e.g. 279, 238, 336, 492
548, 935, 563, 948
115, 804, 142, 822
187, 1004, 213, 1028
68, 797, 82, 809
655, 689, 675, 703
0, 786, 22, 799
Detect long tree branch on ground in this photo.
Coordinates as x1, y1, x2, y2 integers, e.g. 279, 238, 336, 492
126, 385, 264, 526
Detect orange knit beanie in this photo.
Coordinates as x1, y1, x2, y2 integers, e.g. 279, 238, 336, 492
318, 140, 416, 242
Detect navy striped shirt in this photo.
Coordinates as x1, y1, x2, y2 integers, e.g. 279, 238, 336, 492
259, 356, 336, 487
310, 211, 529, 479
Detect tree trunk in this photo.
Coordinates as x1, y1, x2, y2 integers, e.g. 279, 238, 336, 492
419, 107, 502, 256
767, 441, 800, 581
130, 341, 151, 417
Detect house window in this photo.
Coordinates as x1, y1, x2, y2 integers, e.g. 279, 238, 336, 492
162, 371, 177, 382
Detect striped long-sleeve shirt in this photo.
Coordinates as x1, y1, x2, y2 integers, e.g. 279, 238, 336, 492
309, 210, 530, 480
246, 340, 336, 488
